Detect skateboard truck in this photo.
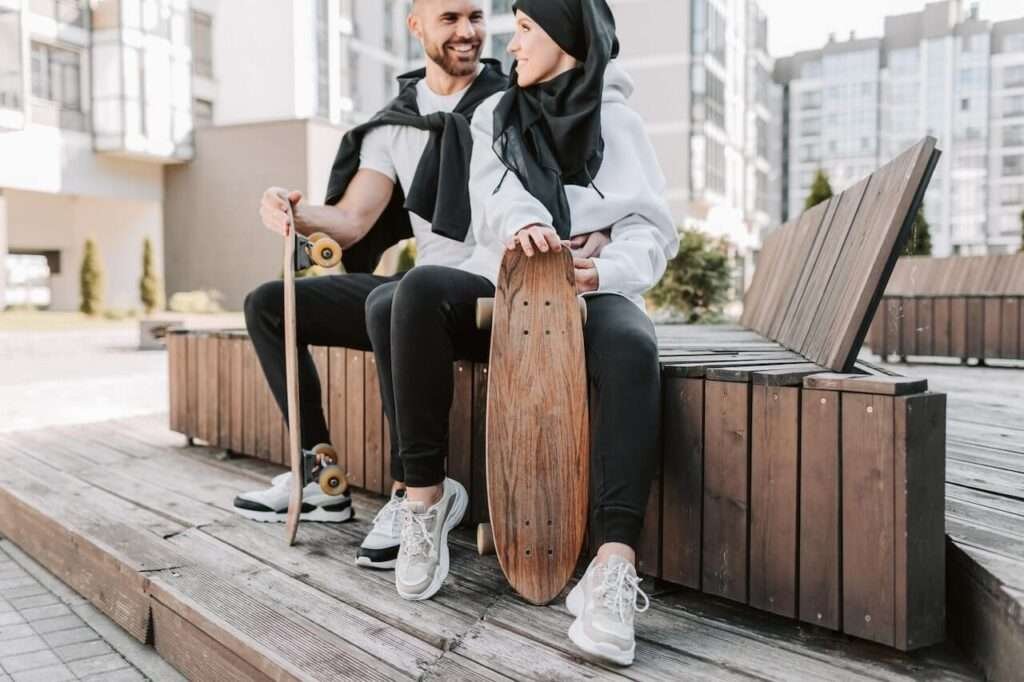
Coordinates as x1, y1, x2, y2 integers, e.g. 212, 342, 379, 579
304, 443, 348, 496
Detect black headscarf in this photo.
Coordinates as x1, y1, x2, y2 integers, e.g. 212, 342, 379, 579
491, 0, 619, 238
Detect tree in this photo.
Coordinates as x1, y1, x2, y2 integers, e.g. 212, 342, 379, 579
396, 239, 417, 272
902, 209, 932, 257
646, 228, 732, 323
139, 237, 162, 314
804, 169, 833, 210
79, 238, 104, 315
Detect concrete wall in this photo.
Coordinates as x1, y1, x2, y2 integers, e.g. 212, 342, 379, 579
5, 189, 163, 312
163, 118, 347, 310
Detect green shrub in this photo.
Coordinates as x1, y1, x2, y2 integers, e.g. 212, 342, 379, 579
140, 237, 163, 314
804, 169, 833, 210
902, 209, 932, 256
79, 238, 104, 315
646, 228, 732, 323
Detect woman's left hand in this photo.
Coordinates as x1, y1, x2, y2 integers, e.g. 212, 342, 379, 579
569, 229, 611, 258
574, 258, 599, 294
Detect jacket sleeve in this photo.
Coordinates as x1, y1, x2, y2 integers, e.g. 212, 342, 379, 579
469, 99, 554, 246
591, 214, 672, 298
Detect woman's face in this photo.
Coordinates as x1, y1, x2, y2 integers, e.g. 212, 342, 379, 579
508, 10, 577, 87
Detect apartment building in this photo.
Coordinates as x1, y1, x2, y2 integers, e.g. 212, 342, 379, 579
774, 0, 1024, 255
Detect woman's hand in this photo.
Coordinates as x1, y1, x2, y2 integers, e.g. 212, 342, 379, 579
506, 224, 563, 257
569, 229, 611, 259
574, 258, 599, 294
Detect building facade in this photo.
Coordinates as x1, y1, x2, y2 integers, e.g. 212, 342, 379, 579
774, 0, 1024, 256
1, 0, 781, 311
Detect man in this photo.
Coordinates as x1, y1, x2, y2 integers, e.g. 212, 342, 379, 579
233, 0, 503, 569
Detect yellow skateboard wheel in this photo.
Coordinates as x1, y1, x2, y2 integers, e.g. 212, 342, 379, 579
319, 465, 348, 496
309, 235, 342, 268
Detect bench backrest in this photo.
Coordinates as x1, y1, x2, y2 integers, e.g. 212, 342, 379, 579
740, 137, 940, 372
885, 253, 1024, 297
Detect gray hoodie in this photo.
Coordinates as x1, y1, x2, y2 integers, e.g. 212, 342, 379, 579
458, 63, 680, 311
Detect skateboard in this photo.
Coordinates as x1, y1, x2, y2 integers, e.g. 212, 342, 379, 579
475, 248, 589, 605
282, 204, 348, 546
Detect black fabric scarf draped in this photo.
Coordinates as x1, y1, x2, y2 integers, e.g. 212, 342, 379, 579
491, 0, 619, 238
324, 59, 507, 273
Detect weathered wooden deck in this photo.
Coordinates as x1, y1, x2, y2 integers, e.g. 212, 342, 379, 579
2, 373, 1010, 679
878, 356, 1024, 681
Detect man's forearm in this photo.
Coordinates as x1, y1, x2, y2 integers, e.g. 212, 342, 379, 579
294, 204, 372, 249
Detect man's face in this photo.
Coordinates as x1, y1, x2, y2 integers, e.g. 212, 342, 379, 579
409, 0, 487, 77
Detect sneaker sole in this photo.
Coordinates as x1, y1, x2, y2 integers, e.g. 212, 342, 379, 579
355, 556, 397, 570
397, 480, 469, 601
568, 618, 635, 667
232, 505, 354, 524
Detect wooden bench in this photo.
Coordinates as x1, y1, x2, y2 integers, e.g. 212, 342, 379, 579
167, 137, 946, 651
866, 253, 1024, 364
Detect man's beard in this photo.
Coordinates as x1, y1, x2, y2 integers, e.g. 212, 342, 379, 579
424, 39, 481, 77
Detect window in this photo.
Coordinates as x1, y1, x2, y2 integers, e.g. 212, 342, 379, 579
705, 138, 725, 193
1004, 33, 1024, 53
191, 10, 212, 78
999, 184, 1024, 206
705, 70, 725, 128
1006, 125, 1024, 147
1005, 95, 1024, 118
492, 0, 515, 14
30, 42, 81, 110
383, 0, 394, 52
30, 0, 87, 28
799, 90, 821, 110
193, 97, 213, 126
1003, 154, 1024, 177
1005, 65, 1024, 89
692, 0, 726, 67
961, 98, 969, 111
801, 116, 821, 137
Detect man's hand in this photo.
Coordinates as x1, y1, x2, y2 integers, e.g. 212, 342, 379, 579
506, 224, 563, 257
259, 187, 303, 237
569, 229, 611, 259
574, 258, 599, 294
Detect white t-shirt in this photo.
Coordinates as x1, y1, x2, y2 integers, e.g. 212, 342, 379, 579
358, 71, 481, 268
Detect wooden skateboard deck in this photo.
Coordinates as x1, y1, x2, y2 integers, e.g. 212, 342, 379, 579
282, 208, 345, 545
484, 248, 589, 604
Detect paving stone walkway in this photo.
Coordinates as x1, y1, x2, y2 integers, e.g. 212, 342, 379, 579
0, 538, 185, 682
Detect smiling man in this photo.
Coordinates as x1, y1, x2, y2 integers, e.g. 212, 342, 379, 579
234, 0, 507, 570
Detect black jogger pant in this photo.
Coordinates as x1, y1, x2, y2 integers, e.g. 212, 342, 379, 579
243, 272, 406, 483
390, 265, 661, 550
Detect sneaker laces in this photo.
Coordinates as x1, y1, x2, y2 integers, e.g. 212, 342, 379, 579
371, 495, 403, 537
399, 506, 437, 560
596, 561, 650, 624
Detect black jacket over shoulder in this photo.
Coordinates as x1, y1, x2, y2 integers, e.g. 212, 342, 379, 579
324, 59, 508, 274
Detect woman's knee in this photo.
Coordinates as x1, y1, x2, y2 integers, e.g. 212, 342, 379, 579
392, 266, 455, 313
365, 284, 396, 340
586, 315, 659, 379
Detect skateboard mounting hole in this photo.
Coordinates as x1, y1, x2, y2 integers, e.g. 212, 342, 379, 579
523, 301, 529, 306
548, 548, 553, 556
523, 330, 529, 335
545, 330, 550, 335
547, 520, 553, 526
525, 520, 530, 526
525, 549, 532, 556
545, 301, 551, 306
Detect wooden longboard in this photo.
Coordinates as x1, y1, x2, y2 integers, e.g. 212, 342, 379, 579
283, 207, 305, 546
282, 208, 345, 545
484, 249, 589, 605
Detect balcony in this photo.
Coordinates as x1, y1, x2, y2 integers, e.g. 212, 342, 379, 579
90, 0, 193, 163
0, 2, 24, 131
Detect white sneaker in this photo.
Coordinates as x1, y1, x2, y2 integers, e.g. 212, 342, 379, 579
232, 471, 353, 523
355, 488, 406, 569
565, 555, 650, 666
394, 478, 468, 601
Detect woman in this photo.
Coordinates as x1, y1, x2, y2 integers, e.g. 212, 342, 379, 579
383, 0, 677, 666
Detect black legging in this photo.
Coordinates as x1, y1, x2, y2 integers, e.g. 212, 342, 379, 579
243, 272, 406, 483
388, 265, 661, 549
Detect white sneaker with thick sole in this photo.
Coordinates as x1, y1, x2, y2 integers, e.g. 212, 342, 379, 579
232, 471, 353, 523
566, 555, 650, 666
356, 488, 406, 569
394, 478, 468, 601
